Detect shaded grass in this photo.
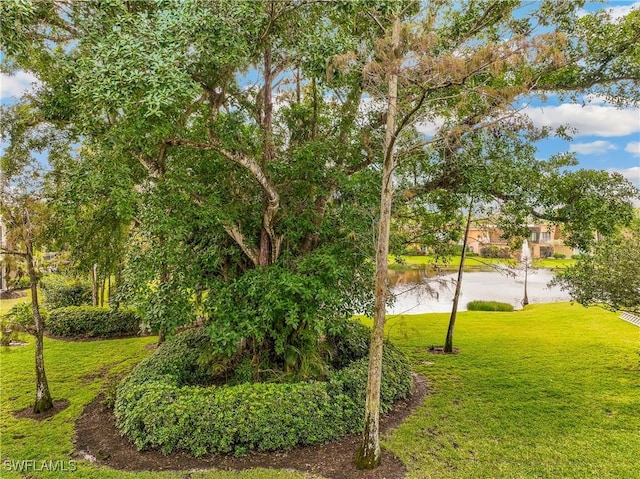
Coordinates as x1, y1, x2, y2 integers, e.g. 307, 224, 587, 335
1, 303, 638, 478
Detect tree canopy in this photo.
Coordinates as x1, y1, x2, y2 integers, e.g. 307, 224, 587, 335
1, 0, 638, 380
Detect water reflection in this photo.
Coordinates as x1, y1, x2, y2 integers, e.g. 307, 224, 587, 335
388, 267, 570, 314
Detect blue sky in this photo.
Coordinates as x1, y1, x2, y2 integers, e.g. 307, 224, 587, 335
1, 1, 638, 190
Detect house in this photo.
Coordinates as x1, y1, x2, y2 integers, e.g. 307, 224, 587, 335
467, 223, 575, 259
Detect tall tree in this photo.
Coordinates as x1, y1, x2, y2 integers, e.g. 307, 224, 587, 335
552, 218, 640, 314
356, 14, 401, 470
355, 0, 639, 468
0, 104, 71, 413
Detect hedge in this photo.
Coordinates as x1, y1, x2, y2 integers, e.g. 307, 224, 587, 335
115, 323, 413, 456
40, 275, 92, 310
467, 300, 514, 312
47, 306, 141, 338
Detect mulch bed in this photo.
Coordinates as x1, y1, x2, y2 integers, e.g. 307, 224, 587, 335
0, 289, 27, 300
14, 399, 70, 421
74, 374, 428, 479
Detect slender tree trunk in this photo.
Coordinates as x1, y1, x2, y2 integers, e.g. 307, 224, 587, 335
91, 263, 98, 306
259, 45, 275, 266
444, 200, 473, 353
356, 17, 400, 471
99, 276, 105, 307
27, 242, 53, 413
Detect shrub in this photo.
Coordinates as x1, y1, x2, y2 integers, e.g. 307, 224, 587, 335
115, 323, 413, 456
40, 275, 92, 310
553, 253, 566, 259
47, 306, 141, 338
467, 301, 514, 312
572, 253, 585, 260
479, 246, 511, 258
7, 276, 30, 290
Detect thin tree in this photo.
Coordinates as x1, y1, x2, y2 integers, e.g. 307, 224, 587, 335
356, 15, 401, 470
1, 190, 54, 413
444, 199, 474, 354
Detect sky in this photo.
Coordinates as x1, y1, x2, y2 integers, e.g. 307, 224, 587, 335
1, 1, 639, 191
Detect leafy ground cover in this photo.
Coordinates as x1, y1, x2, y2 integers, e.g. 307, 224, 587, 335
1, 302, 638, 478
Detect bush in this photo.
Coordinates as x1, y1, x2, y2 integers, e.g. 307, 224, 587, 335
47, 306, 141, 338
40, 275, 92, 310
467, 301, 514, 312
115, 323, 413, 456
479, 246, 511, 258
572, 253, 585, 260
7, 276, 30, 290
553, 253, 566, 259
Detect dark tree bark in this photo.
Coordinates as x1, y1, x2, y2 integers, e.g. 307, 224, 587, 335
444, 201, 473, 353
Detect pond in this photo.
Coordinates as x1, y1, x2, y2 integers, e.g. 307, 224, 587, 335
388, 267, 571, 314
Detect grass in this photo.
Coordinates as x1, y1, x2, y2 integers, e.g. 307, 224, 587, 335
1, 303, 638, 478
377, 303, 640, 478
0, 290, 32, 315
391, 255, 576, 270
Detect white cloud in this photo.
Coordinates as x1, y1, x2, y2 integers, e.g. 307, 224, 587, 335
625, 141, 640, 156
569, 140, 617, 155
0, 71, 40, 100
578, 1, 640, 20
415, 116, 446, 137
524, 104, 640, 137
607, 166, 640, 189
607, 1, 640, 20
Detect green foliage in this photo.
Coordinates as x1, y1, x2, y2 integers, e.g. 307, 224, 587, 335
47, 306, 141, 338
1, 302, 40, 345
7, 276, 30, 290
125, 327, 216, 387
552, 252, 566, 259
326, 319, 371, 369
552, 220, 640, 313
479, 246, 511, 259
467, 301, 514, 312
40, 274, 92, 310
115, 323, 412, 456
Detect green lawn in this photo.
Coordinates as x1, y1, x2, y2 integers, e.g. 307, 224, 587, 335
378, 303, 640, 478
0, 290, 32, 315
391, 255, 576, 270
1, 303, 638, 478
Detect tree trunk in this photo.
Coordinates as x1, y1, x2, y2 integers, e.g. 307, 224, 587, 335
355, 17, 400, 471
91, 263, 98, 306
99, 275, 105, 307
27, 242, 53, 413
444, 201, 473, 353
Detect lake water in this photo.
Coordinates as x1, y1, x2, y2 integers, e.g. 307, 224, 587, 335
388, 268, 571, 314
